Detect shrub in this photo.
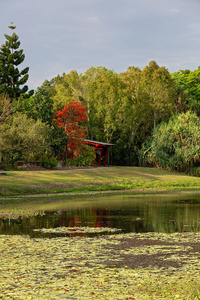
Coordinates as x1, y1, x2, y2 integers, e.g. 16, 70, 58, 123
41, 155, 58, 169
140, 111, 200, 173
0, 113, 50, 166
66, 145, 96, 167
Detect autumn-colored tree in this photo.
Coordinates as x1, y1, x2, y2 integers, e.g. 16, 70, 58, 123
54, 100, 87, 156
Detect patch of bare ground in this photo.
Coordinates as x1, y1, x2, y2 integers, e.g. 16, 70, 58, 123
49, 181, 85, 188
86, 181, 104, 185
19, 183, 74, 190
18, 180, 96, 191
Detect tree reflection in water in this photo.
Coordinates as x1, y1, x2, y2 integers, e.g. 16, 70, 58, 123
1, 193, 200, 237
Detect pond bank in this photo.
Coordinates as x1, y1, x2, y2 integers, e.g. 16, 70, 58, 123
2, 188, 200, 204
1, 167, 200, 200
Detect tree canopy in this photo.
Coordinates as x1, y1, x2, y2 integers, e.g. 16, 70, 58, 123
54, 100, 87, 153
172, 68, 200, 115
0, 112, 50, 166
31, 62, 180, 166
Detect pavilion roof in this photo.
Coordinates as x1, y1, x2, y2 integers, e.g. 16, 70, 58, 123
84, 139, 116, 147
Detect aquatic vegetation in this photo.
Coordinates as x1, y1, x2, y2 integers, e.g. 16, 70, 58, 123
33, 226, 122, 234
0, 209, 45, 219
0, 231, 200, 299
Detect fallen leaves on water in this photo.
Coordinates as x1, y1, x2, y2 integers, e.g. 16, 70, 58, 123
0, 231, 200, 299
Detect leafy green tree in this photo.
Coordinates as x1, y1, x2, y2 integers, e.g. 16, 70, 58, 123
171, 68, 200, 115
29, 87, 54, 124
118, 66, 151, 164
0, 113, 50, 166
53, 70, 83, 111
142, 61, 176, 129
28, 87, 68, 157
143, 111, 200, 172
0, 24, 33, 100
115, 62, 176, 165
81, 66, 123, 143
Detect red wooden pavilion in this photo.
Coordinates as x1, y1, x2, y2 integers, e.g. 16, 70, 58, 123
85, 139, 116, 167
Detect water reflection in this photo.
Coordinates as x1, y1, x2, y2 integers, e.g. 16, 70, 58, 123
1, 193, 200, 237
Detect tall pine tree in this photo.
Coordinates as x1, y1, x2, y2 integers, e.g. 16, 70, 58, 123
0, 23, 33, 100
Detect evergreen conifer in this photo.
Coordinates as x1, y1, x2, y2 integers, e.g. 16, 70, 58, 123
0, 23, 33, 100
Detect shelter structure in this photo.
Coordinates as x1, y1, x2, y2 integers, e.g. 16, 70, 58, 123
85, 139, 116, 167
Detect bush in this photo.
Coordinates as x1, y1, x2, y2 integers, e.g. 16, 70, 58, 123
0, 162, 14, 171
187, 167, 200, 177
140, 111, 200, 173
66, 145, 96, 167
41, 155, 58, 169
0, 113, 50, 166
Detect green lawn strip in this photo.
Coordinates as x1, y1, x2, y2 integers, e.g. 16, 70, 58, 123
1, 167, 200, 197
0, 232, 200, 299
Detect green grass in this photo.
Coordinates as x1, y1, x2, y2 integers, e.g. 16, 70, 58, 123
1, 166, 200, 198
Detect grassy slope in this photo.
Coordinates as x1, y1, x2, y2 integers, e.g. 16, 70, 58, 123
1, 166, 200, 197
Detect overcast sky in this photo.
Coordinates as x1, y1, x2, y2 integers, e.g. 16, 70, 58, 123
1, 0, 200, 90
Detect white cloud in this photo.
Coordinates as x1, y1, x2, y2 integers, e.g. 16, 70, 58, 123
169, 8, 181, 14
87, 17, 100, 25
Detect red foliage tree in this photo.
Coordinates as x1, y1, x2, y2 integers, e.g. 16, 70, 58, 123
54, 100, 87, 156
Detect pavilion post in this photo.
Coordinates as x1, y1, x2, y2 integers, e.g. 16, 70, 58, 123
93, 147, 97, 166
104, 147, 109, 167
98, 148, 103, 167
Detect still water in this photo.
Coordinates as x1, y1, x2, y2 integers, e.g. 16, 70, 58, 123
1, 192, 200, 237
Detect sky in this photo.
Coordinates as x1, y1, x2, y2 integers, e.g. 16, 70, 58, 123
1, 0, 200, 90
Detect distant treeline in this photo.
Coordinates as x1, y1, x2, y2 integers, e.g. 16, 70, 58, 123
1, 25, 200, 172
27, 62, 200, 169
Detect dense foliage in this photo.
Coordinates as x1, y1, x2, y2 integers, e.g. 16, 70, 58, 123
54, 100, 87, 158
42, 63, 178, 166
172, 68, 200, 115
0, 113, 49, 168
1, 25, 200, 171
140, 111, 200, 173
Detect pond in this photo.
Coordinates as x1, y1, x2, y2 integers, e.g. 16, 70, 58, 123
1, 192, 200, 237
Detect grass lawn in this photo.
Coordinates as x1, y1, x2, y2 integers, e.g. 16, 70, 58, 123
1, 166, 200, 198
